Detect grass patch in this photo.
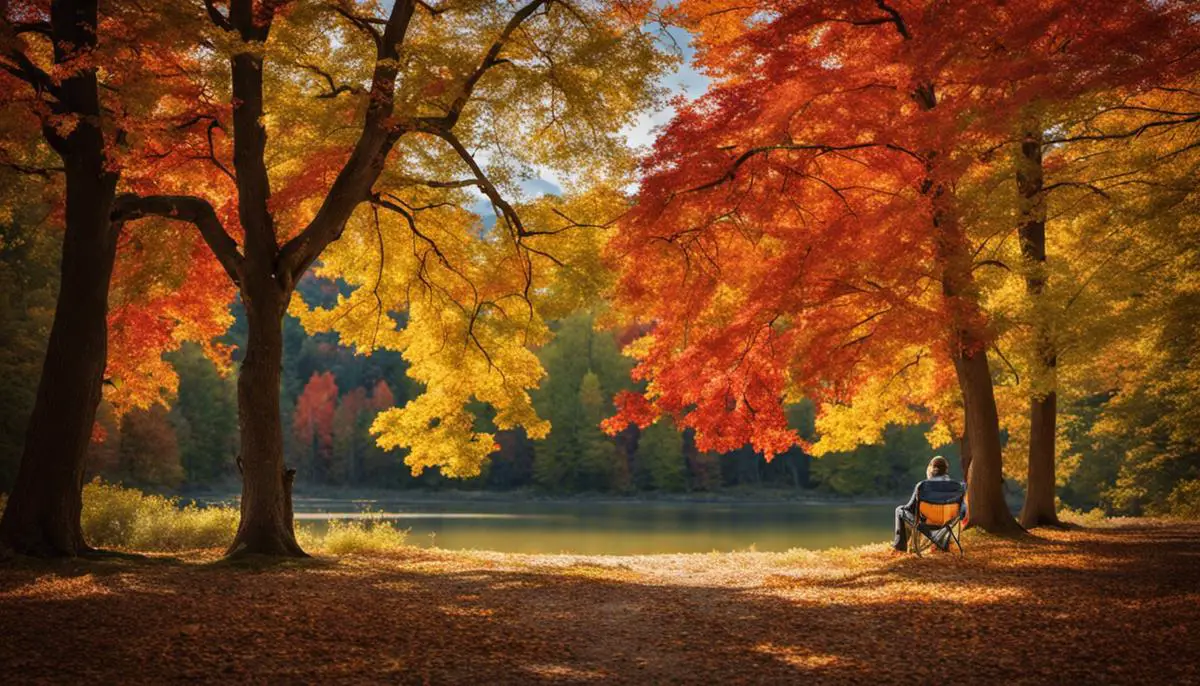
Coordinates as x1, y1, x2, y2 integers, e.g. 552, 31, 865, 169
0, 480, 414, 556
82, 480, 238, 552
299, 517, 410, 555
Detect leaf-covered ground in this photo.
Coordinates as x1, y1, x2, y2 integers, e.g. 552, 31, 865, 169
1, 521, 1197, 684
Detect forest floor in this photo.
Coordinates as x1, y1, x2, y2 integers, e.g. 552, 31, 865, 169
1, 521, 1197, 685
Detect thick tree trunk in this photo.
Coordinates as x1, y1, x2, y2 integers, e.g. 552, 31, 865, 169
226, 278, 305, 557
953, 348, 1021, 532
0, 166, 117, 556
220, 9, 304, 556
959, 398, 972, 481
0, 0, 119, 556
1023, 391, 1059, 527
1016, 129, 1061, 528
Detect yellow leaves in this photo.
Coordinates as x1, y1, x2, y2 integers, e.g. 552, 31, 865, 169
264, 2, 668, 480
292, 191, 570, 476
622, 333, 656, 362
367, 297, 551, 477
810, 348, 944, 455
924, 421, 954, 450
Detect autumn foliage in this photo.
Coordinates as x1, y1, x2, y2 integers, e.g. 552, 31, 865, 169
603, 0, 1199, 529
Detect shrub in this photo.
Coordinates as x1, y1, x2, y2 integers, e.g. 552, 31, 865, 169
10, 481, 410, 555
1167, 479, 1200, 520
81, 479, 238, 551
1058, 506, 1112, 527
314, 517, 410, 555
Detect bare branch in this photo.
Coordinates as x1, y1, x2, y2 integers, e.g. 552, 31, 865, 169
0, 161, 64, 177
11, 21, 51, 37
431, 129, 527, 239
204, 0, 233, 31
296, 62, 365, 98
1, 46, 61, 99
683, 142, 922, 195
1047, 114, 1200, 145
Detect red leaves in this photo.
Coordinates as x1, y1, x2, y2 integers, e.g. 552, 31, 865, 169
294, 371, 339, 461
602, 391, 656, 435
605, 0, 1200, 458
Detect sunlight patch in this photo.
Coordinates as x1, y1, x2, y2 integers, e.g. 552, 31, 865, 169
3, 574, 113, 600
756, 642, 846, 670
522, 663, 608, 680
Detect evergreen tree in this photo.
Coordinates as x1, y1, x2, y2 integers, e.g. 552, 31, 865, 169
577, 372, 625, 492
166, 343, 237, 485
638, 419, 687, 492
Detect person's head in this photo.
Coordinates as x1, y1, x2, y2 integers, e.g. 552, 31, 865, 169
927, 456, 950, 479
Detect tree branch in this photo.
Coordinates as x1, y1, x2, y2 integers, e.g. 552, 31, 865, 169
683, 142, 921, 195
296, 62, 365, 99
432, 129, 527, 238
111, 194, 244, 285
427, 0, 551, 129
277, 0, 419, 286
204, 0, 233, 31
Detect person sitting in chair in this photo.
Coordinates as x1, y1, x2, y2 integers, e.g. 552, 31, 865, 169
892, 455, 962, 552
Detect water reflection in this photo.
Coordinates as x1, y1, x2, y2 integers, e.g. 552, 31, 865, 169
282, 497, 895, 555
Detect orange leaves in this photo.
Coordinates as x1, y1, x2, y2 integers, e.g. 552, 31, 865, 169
606, 0, 1200, 459
104, 216, 235, 414
602, 390, 656, 434
294, 371, 339, 459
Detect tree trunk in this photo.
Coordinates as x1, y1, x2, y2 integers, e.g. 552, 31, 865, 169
959, 398, 972, 481
953, 348, 1022, 532
1016, 129, 1061, 528
918, 80, 1020, 534
226, 277, 306, 557
1022, 390, 1059, 527
0, 165, 118, 556
0, 0, 119, 556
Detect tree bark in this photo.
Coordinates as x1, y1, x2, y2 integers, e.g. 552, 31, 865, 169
221, 18, 305, 555
952, 348, 1021, 532
226, 275, 305, 556
0, 161, 118, 556
1016, 129, 1061, 528
917, 82, 1020, 533
0, 0, 120, 556
959, 397, 972, 481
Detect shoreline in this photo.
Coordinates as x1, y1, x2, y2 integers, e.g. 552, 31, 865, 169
183, 486, 904, 507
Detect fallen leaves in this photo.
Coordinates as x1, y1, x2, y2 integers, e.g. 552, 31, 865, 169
0, 522, 1197, 684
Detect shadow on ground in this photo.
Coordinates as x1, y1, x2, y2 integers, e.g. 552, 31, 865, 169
0, 523, 1197, 684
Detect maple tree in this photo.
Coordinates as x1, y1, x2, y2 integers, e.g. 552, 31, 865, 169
103, 0, 668, 555
992, 40, 1200, 526
0, 0, 230, 555
293, 371, 338, 481
604, 0, 1198, 532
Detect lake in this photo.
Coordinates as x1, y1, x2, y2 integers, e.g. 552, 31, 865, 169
284, 496, 897, 554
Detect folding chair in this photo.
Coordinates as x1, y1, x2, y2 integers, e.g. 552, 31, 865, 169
904, 480, 966, 557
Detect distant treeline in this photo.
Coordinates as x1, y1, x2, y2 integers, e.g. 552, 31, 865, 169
0, 225, 1177, 510
80, 301, 954, 498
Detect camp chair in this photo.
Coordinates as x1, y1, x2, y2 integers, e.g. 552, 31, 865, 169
904, 480, 966, 557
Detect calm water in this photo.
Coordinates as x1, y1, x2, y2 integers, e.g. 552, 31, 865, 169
286, 497, 896, 554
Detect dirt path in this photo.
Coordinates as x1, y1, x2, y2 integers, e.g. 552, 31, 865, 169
1, 522, 1198, 684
